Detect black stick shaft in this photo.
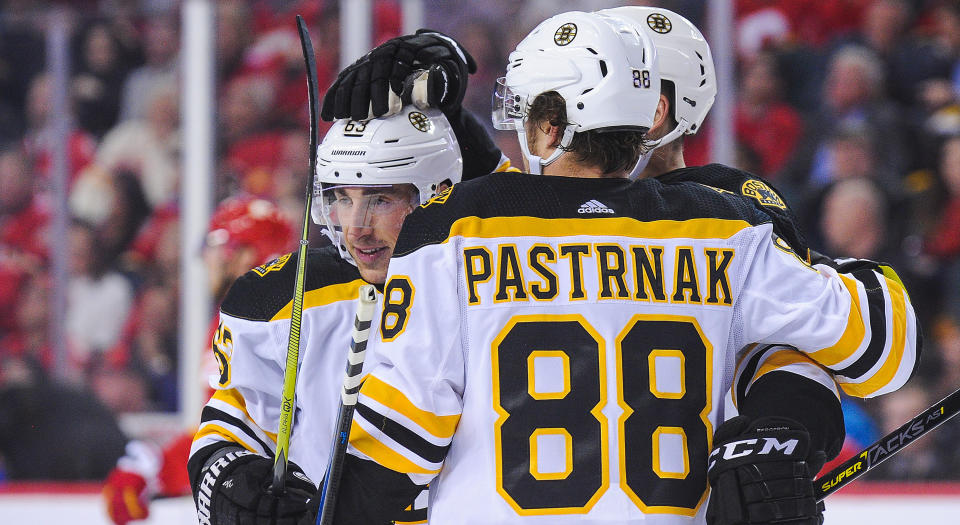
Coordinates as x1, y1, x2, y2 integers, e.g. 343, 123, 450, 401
318, 285, 377, 525
815, 387, 960, 501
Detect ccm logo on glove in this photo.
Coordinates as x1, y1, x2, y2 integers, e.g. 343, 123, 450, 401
708, 435, 799, 468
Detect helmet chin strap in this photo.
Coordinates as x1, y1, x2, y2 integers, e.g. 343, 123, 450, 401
516, 126, 576, 175
629, 120, 688, 180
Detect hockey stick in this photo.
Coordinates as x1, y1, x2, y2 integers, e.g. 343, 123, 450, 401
815, 387, 960, 501
317, 284, 378, 525
269, 14, 320, 495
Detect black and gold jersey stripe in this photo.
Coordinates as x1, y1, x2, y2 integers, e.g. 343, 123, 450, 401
193, 388, 278, 456
349, 375, 459, 476
395, 172, 771, 257
220, 245, 362, 322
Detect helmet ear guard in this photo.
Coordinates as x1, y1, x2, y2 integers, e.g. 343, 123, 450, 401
312, 106, 462, 264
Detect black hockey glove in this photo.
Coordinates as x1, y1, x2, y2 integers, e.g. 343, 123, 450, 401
706, 416, 825, 525
447, 107, 504, 180
320, 29, 477, 121
194, 447, 317, 525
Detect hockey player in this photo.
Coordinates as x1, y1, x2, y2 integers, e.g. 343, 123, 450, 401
322, 8, 923, 524
323, 10, 919, 525
103, 196, 295, 525
594, 7, 924, 523
186, 106, 470, 525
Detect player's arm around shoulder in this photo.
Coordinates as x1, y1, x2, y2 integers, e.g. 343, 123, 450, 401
708, 343, 844, 525
737, 228, 920, 400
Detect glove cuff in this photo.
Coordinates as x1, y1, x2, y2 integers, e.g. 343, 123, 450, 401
194, 446, 257, 521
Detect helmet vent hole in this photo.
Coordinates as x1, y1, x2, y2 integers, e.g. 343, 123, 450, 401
356, 172, 363, 178
599, 60, 608, 77
700, 65, 705, 75
683, 97, 697, 107
586, 47, 598, 55
334, 171, 340, 177
581, 88, 593, 95
696, 51, 703, 59
385, 138, 400, 143
577, 102, 584, 110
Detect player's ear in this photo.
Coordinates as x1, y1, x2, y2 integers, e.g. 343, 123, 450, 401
436, 179, 453, 193
650, 94, 671, 137
541, 120, 563, 148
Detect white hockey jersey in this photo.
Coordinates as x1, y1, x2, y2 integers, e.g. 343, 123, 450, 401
189, 246, 367, 480
188, 246, 427, 523
346, 173, 919, 524
656, 163, 917, 403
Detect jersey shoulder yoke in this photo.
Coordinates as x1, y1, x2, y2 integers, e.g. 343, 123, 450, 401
220, 245, 363, 321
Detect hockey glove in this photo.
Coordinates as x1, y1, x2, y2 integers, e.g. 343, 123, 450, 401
194, 447, 316, 525
707, 416, 825, 525
320, 29, 477, 121
104, 440, 162, 524
104, 468, 150, 524
447, 106, 505, 180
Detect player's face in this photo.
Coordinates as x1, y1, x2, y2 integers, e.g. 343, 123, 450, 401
330, 184, 418, 284
203, 243, 259, 300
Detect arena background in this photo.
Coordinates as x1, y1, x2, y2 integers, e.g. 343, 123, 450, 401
1, 0, 959, 523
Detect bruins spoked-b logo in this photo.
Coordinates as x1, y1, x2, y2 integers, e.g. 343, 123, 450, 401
408, 111, 432, 132
554, 23, 577, 46
647, 13, 672, 34
741, 179, 787, 209
421, 186, 453, 208
253, 253, 291, 277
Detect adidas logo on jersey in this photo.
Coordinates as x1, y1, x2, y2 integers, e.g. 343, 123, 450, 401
578, 199, 615, 214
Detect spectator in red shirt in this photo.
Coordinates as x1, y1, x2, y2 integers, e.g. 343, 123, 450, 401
737, 0, 870, 49
0, 145, 49, 262
21, 72, 97, 185
735, 51, 804, 179
0, 272, 53, 372
926, 135, 960, 259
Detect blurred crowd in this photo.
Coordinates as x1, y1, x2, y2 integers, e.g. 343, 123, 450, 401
1, 0, 959, 483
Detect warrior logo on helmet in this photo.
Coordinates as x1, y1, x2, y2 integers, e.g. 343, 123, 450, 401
408, 111, 432, 132
646, 13, 672, 34
741, 179, 787, 209
554, 23, 577, 46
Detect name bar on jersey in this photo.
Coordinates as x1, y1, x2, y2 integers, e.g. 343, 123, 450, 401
462, 242, 735, 306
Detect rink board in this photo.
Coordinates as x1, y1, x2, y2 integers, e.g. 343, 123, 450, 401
1, 482, 959, 524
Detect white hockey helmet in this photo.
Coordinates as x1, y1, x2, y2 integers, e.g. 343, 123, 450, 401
598, 6, 716, 141
312, 106, 462, 264
492, 10, 660, 174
